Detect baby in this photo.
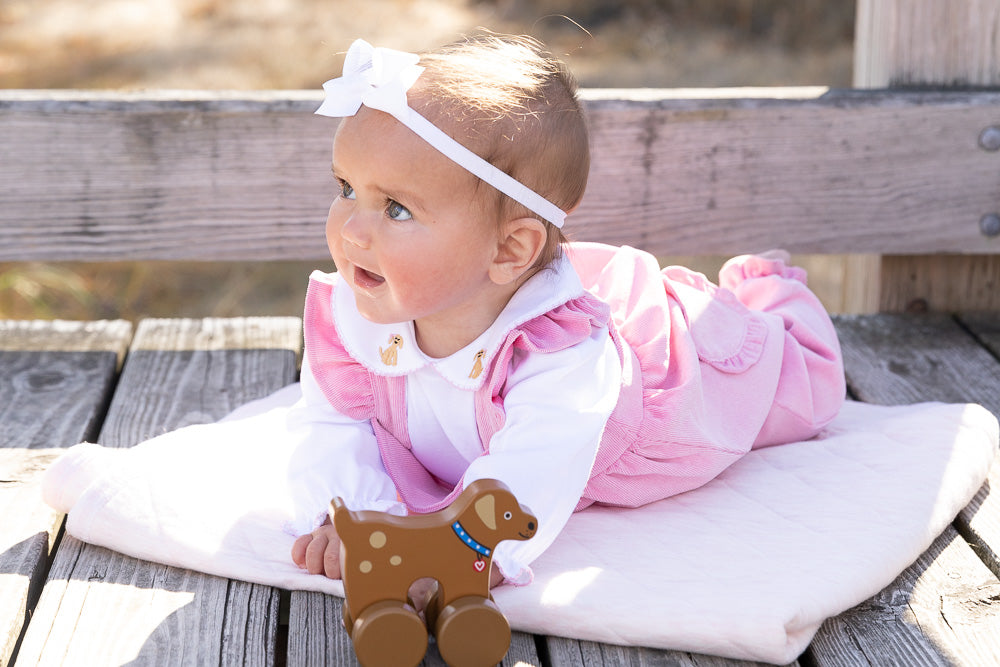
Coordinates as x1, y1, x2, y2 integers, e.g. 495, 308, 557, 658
289, 33, 845, 587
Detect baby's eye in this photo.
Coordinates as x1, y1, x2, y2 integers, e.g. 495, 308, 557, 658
338, 179, 355, 200
386, 200, 412, 221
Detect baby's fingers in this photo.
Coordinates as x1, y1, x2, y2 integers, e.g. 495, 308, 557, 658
322, 541, 342, 579
291, 534, 312, 568
304, 532, 331, 575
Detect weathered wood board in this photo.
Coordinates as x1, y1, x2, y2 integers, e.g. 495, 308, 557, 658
834, 313, 1000, 418
545, 636, 798, 666
0, 449, 63, 667
2, 89, 1000, 261
0, 320, 132, 666
810, 525, 1000, 666
954, 312, 1000, 583
0, 320, 131, 450
877, 255, 1000, 312
13, 317, 300, 666
855, 0, 1000, 311
855, 0, 1000, 88
960, 311, 1000, 358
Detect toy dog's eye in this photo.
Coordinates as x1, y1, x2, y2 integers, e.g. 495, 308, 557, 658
503, 511, 512, 520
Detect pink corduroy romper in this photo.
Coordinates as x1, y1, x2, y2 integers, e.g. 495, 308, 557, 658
303, 242, 846, 513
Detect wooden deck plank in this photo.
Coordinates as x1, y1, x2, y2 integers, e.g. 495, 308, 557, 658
14, 317, 299, 666
221, 579, 280, 667
805, 314, 1000, 665
286, 592, 359, 666
0, 449, 63, 667
810, 525, 1000, 666
0, 320, 131, 450
286, 588, 542, 665
545, 636, 796, 666
952, 312, 1000, 583
0, 319, 132, 355
4, 90, 1000, 261
959, 311, 1000, 359
834, 313, 1000, 418
839, 312, 1000, 581
500, 632, 543, 667
0, 320, 131, 666
955, 458, 1000, 582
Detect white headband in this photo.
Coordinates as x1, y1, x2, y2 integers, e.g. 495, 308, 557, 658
315, 39, 567, 228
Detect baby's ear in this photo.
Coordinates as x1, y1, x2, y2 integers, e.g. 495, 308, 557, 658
489, 217, 546, 286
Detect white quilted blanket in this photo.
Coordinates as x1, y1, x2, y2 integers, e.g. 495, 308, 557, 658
43, 396, 998, 664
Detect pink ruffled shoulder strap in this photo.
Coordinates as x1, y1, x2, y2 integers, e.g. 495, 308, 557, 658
475, 292, 614, 446
302, 272, 375, 420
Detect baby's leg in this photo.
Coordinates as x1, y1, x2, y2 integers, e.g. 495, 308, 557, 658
720, 254, 846, 447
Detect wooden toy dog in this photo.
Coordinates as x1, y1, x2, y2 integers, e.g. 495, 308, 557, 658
331, 479, 537, 667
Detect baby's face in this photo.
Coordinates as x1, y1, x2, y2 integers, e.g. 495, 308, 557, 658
326, 107, 505, 353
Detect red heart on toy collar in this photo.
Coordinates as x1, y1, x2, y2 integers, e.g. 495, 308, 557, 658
473, 560, 486, 572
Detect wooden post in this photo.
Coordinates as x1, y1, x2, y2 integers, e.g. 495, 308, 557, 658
854, 0, 1000, 312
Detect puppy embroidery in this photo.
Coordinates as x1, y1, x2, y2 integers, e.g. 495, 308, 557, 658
379, 334, 403, 366
469, 349, 486, 379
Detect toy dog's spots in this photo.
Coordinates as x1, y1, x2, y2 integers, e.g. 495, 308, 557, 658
331, 479, 537, 667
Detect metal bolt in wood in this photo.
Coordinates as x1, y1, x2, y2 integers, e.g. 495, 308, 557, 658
979, 126, 1000, 151
981, 213, 1000, 237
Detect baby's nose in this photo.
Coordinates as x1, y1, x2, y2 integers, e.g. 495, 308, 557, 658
339, 212, 374, 249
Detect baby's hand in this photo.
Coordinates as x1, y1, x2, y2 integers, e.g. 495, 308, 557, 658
291, 517, 342, 579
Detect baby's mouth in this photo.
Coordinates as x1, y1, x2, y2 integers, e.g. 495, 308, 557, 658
353, 266, 385, 290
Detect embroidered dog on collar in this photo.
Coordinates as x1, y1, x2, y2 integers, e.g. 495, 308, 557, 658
469, 349, 486, 379
379, 334, 403, 366
331, 479, 537, 666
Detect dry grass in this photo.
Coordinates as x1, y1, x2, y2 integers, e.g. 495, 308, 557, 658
0, 0, 854, 89
0, 0, 855, 319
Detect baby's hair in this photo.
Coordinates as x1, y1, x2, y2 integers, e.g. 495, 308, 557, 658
410, 32, 590, 269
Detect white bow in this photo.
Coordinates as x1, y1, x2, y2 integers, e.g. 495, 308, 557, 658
315, 39, 422, 122
315, 39, 567, 228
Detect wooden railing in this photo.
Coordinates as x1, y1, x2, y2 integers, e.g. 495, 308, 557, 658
3, 87, 1000, 313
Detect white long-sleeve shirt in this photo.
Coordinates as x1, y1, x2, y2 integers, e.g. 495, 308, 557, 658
292, 254, 622, 582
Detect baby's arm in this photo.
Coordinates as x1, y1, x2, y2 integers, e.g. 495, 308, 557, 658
287, 356, 402, 575
463, 325, 622, 583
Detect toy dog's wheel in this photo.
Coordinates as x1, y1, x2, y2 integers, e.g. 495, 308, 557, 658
423, 586, 444, 631
341, 601, 354, 635
433, 595, 510, 667
350, 600, 428, 667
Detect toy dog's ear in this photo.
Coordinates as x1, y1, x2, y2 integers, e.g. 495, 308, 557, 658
475, 494, 496, 530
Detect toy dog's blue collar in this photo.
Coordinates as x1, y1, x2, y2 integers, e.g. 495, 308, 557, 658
452, 521, 491, 558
